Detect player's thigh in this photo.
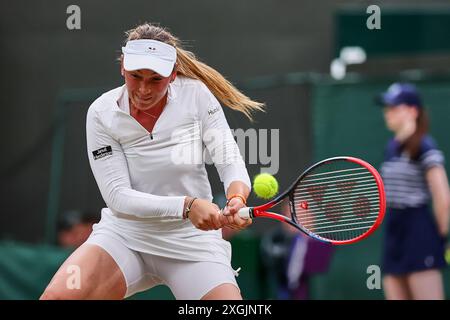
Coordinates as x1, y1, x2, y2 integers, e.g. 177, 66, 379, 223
151, 256, 241, 300
407, 269, 444, 300
382, 275, 411, 300
40, 243, 126, 300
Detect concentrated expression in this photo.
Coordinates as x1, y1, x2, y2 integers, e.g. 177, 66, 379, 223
122, 68, 175, 111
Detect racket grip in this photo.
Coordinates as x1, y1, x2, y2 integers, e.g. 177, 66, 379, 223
238, 207, 252, 219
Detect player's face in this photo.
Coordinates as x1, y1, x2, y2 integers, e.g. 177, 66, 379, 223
122, 67, 176, 111
383, 104, 417, 132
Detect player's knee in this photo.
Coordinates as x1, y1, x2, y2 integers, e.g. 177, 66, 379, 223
40, 286, 87, 300
201, 283, 242, 300
40, 288, 66, 300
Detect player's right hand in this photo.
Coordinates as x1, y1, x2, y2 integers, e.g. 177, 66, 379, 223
220, 197, 252, 230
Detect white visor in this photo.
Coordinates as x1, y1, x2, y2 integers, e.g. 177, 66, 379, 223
122, 39, 177, 77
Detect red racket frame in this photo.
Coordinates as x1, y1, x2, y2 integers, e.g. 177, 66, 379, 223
245, 156, 386, 245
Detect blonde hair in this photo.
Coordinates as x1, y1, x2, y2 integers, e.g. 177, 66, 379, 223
124, 23, 264, 120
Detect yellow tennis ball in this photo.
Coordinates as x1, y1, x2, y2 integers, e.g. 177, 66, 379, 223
445, 247, 450, 265
253, 173, 279, 199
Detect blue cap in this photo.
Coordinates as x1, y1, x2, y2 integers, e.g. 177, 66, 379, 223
376, 82, 422, 108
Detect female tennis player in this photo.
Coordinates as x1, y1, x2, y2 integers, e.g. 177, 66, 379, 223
378, 83, 449, 300
40, 23, 264, 300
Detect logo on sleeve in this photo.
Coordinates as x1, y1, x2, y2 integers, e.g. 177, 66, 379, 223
92, 146, 112, 160
207, 106, 220, 116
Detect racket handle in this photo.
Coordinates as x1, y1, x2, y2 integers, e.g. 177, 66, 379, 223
238, 207, 252, 219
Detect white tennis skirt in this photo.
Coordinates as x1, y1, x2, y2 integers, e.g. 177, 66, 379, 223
85, 231, 240, 299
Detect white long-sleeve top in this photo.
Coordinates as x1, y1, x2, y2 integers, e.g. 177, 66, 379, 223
86, 76, 251, 262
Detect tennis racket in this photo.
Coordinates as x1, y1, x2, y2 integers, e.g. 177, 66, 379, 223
239, 156, 386, 245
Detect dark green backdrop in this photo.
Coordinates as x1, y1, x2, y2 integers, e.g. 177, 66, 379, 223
309, 77, 450, 299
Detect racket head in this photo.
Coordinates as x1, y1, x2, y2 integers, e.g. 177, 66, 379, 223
288, 156, 385, 245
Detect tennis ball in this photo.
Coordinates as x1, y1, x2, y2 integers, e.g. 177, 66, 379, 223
253, 173, 279, 199
445, 247, 450, 265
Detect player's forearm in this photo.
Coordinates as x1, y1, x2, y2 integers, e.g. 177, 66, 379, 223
107, 187, 186, 219
226, 181, 250, 201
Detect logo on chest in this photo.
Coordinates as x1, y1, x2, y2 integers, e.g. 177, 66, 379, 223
92, 146, 113, 160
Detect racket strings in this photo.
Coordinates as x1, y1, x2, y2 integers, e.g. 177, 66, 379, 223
292, 161, 381, 242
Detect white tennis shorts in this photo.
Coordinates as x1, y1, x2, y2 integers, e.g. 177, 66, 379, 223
85, 232, 240, 299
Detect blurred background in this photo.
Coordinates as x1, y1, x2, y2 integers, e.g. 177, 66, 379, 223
1, 0, 450, 299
